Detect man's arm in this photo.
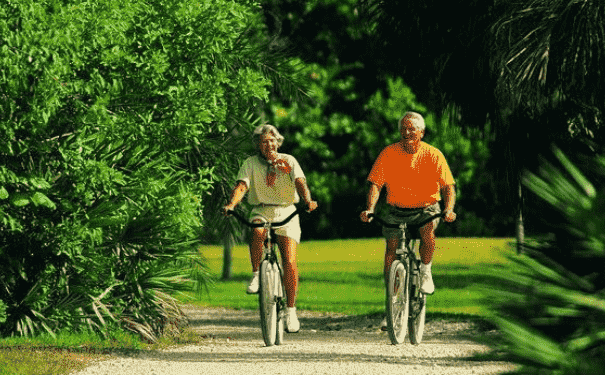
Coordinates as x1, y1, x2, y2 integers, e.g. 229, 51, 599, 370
295, 177, 318, 212
441, 184, 457, 222
222, 181, 248, 213
360, 183, 381, 222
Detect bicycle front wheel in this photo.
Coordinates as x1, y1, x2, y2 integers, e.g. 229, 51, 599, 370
259, 259, 278, 347
274, 262, 285, 345
386, 259, 410, 345
408, 260, 427, 345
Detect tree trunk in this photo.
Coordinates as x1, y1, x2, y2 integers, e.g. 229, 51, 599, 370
222, 233, 234, 280
516, 182, 524, 254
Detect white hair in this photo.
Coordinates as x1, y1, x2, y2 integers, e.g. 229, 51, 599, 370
398, 112, 425, 132
253, 124, 285, 148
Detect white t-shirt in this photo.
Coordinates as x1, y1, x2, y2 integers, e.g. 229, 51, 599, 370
236, 154, 306, 206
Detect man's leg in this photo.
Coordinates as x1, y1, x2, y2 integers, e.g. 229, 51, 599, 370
418, 221, 436, 265
418, 221, 437, 294
384, 237, 399, 285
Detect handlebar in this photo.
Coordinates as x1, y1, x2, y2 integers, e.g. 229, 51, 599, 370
225, 207, 303, 228
367, 212, 445, 230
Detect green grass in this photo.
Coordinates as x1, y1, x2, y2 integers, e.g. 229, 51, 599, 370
0, 326, 209, 375
1, 237, 515, 375
181, 237, 516, 318
0, 330, 139, 375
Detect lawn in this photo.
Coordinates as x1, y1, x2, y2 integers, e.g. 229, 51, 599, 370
180, 237, 516, 318
0, 237, 515, 375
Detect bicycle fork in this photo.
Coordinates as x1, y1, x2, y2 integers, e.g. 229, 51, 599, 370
409, 260, 425, 319
267, 238, 286, 318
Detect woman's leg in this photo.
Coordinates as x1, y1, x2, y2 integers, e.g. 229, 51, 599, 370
277, 235, 298, 308
249, 221, 266, 272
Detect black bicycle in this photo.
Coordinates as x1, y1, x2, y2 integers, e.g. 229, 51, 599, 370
368, 212, 445, 345
225, 207, 302, 346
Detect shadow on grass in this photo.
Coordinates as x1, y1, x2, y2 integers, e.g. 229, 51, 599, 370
434, 264, 513, 290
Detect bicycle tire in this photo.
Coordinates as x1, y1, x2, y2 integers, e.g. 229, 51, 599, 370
259, 259, 278, 346
386, 259, 410, 345
408, 259, 427, 345
274, 262, 285, 345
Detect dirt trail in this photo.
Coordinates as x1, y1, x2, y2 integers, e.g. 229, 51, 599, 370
74, 305, 518, 375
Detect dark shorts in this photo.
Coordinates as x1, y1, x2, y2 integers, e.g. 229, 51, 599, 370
381, 203, 441, 240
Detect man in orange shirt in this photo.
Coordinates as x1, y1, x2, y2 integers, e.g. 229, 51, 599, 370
360, 112, 456, 295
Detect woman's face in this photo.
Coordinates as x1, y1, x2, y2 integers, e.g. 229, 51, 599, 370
259, 132, 279, 161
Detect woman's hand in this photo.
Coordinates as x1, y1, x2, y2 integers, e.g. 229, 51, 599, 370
272, 157, 292, 174
222, 203, 236, 216
306, 200, 319, 212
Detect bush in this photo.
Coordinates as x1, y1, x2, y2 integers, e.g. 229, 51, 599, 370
484, 146, 605, 374
0, 0, 285, 341
0, 301, 6, 324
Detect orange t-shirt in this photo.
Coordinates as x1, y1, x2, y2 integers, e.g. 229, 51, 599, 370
367, 142, 455, 208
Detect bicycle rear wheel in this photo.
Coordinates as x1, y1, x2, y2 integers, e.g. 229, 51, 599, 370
386, 259, 410, 345
408, 259, 427, 345
259, 259, 278, 346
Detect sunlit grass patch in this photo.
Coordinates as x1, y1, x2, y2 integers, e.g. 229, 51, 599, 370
187, 237, 516, 317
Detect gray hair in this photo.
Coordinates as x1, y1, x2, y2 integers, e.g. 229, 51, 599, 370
398, 112, 425, 132
253, 124, 285, 148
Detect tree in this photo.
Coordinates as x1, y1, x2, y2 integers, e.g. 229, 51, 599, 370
362, 0, 605, 192
0, 0, 294, 340
257, 0, 502, 238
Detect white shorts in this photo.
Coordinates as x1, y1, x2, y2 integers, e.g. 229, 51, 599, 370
249, 204, 302, 243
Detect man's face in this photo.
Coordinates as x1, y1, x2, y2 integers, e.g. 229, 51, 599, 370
259, 132, 279, 160
399, 118, 424, 146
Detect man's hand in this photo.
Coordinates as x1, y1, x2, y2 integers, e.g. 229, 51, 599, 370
443, 209, 457, 222
360, 210, 374, 223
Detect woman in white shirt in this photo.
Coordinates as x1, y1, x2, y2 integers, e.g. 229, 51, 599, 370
223, 124, 318, 333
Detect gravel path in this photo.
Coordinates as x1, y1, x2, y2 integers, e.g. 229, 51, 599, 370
74, 306, 518, 375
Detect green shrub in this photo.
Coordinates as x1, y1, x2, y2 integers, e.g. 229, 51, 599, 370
484, 146, 605, 374
0, 301, 6, 324
0, 0, 291, 342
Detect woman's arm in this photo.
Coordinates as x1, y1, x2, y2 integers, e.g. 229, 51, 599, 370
295, 178, 318, 212
223, 181, 249, 213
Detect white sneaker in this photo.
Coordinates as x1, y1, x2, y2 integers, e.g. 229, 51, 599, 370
286, 307, 300, 333
419, 262, 435, 295
246, 272, 259, 294
380, 317, 388, 331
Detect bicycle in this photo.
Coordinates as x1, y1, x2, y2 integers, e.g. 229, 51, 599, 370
367, 212, 445, 345
225, 207, 303, 347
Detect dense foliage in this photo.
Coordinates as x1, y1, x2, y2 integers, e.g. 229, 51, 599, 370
0, 0, 288, 340
363, 0, 605, 194
485, 147, 605, 373
254, 0, 502, 239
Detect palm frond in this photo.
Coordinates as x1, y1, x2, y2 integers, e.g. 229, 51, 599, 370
485, 147, 605, 373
